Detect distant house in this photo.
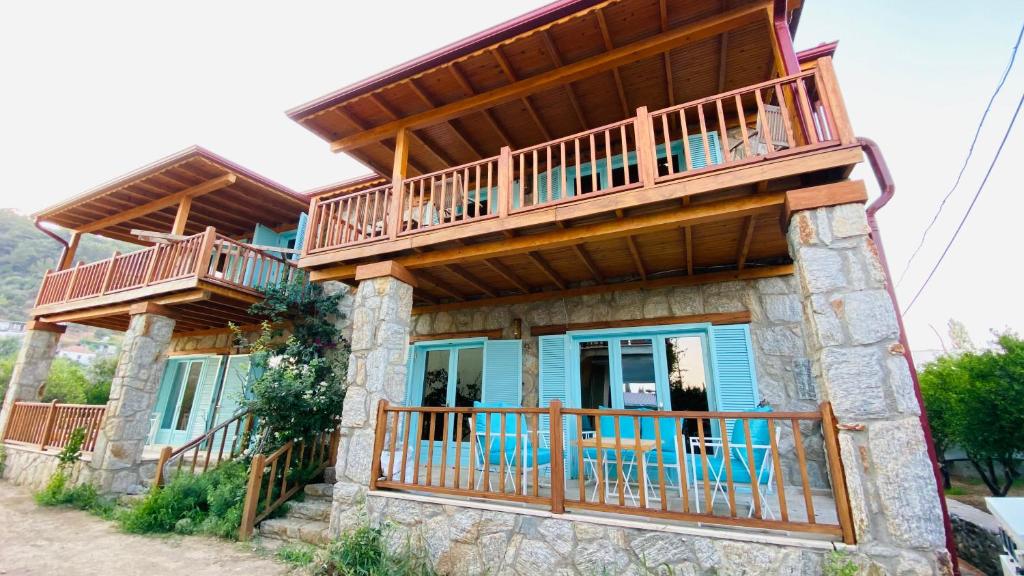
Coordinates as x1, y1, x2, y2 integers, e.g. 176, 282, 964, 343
1, 1, 954, 573
0, 319, 26, 340
57, 345, 97, 365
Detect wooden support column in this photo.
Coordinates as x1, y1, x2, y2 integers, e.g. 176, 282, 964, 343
171, 196, 193, 235
498, 146, 512, 218
389, 128, 411, 240
58, 231, 81, 271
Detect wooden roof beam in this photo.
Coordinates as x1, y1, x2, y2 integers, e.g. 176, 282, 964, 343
659, 0, 675, 106
329, 2, 768, 151
76, 173, 236, 234
330, 109, 429, 175
596, 9, 630, 118
370, 91, 486, 160
539, 30, 589, 130
527, 251, 566, 290
737, 215, 756, 270
489, 48, 552, 141
480, 258, 530, 294
625, 236, 648, 280
405, 75, 509, 148
444, 264, 497, 298
718, 32, 730, 92
572, 244, 603, 283
417, 271, 467, 302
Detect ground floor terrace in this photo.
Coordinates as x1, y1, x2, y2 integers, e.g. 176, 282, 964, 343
323, 200, 953, 574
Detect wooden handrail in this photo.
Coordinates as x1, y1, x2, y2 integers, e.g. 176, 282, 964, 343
155, 410, 255, 486
238, 426, 339, 540
369, 402, 855, 541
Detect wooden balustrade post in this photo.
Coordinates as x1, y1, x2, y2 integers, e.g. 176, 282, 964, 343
498, 146, 512, 218
194, 227, 218, 279
369, 400, 388, 490
155, 445, 172, 487
99, 253, 119, 295
634, 107, 657, 187
303, 196, 320, 254
34, 269, 52, 307
240, 412, 255, 452
821, 402, 856, 544
142, 246, 160, 286
388, 128, 410, 240
814, 57, 855, 145
39, 400, 59, 451
62, 262, 82, 302
239, 453, 266, 540
548, 400, 565, 514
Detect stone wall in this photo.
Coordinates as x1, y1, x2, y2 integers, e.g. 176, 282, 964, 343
365, 494, 934, 575
1, 444, 93, 491
788, 204, 950, 574
411, 275, 828, 486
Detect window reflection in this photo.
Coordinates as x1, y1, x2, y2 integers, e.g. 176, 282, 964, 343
620, 339, 657, 409
664, 336, 710, 446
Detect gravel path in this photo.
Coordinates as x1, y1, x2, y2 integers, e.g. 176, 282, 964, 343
0, 482, 289, 576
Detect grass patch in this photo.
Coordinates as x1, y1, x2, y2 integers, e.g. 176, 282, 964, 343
35, 472, 117, 519
944, 486, 967, 496
312, 525, 436, 576
118, 459, 250, 539
276, 542, 318, 567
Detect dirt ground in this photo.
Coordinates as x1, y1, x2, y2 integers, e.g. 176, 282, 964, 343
945, 475, 1024, 511
0, 482, 289, 576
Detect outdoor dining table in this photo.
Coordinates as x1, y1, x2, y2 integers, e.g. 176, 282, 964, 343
579, 436, 660, 505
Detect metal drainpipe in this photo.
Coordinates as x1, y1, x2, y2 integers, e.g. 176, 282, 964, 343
860, 137, 960, 575
772, 0, 802, 75
34, 219, 69, 271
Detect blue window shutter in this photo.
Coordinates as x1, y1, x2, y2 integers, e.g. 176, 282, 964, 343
483, 340, 522, 405
687, 132, 723, 169
404, 346, 421, 406
292, 213, 309, 261
538, 334, 577, 477
190, 355, 225, 439
710, 324, 759, 434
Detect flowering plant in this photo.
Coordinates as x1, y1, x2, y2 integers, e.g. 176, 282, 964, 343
233, 278, 348, 450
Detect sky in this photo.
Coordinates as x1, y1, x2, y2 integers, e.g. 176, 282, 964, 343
1, 1, 1022, 354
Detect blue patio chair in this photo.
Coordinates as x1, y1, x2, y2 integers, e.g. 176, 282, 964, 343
688, 406, 777, 518
471, 401, 550, 493
582, 409, 650, 504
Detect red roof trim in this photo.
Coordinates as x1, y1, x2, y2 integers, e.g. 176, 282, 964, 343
797, 41, 838, 62
285, 0, 606, 120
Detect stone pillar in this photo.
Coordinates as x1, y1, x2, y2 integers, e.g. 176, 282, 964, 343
330, 262, 414, 536
89, 303, 175, 493
788, 204, 950, 574
0, 321, 64, 435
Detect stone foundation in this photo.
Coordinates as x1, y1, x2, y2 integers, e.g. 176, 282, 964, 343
0, 444, 93, 491
365, 493, 941, 575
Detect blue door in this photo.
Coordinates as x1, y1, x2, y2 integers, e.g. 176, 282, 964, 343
153, 359, 207, 446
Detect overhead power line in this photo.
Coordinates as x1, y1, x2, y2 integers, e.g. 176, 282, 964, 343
903, 89, 1024, 315
896, 22, 1024, 286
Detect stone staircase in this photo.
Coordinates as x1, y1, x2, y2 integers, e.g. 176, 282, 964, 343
257, 467, 335, 547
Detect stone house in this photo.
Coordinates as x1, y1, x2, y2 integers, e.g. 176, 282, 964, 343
2, 0, 956, 574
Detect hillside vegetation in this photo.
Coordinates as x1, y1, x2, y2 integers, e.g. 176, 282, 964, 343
0, 209, 136, 320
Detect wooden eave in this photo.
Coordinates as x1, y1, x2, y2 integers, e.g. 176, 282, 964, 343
290, 0, 803, 178
33, 146, 308, 243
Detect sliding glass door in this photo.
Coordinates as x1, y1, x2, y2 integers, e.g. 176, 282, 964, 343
410, 342, 484, 465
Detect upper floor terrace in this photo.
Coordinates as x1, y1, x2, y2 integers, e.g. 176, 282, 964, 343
30, 147, 310, 333
290, 0, 866, 311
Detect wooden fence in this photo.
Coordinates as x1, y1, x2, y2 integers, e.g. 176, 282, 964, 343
368, 401, 855, 543
154, 410, 255, 486
2, 400, 105, 453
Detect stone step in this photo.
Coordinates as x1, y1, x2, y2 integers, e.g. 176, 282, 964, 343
258, 517, 330, 546
304, 482, 334, 499
286, 499, 332, 522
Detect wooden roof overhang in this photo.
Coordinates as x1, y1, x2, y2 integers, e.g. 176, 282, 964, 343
33, 146, 309, 244
305, 174, 388, 201
288, 0, 803, 177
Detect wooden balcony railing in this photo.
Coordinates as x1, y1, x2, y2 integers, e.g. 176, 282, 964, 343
304, 57, 853, 257
34, 227, 303, 309
2, 400, 105, 453
368, 401, 855, 543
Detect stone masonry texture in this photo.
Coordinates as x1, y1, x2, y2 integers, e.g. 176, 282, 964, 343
788, 204, 950, 574
330, 275, 413, 536
89, 312, 176, 494
0, 327, 61, 435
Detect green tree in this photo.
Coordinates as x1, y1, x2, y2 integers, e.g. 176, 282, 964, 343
0, 336, 19, 400
41, 358, 88, 404
920, 332, 1024, 496
83, 356, 117, 404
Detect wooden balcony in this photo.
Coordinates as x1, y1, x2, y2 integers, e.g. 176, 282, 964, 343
299, 59, 865, 307
31, 227, 303, 332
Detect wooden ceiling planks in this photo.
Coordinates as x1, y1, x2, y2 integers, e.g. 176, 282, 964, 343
296, 0, 782, 171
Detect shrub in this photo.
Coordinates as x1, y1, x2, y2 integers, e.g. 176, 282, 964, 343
276, 543, 318, 567
313, 525, 436, 576
118, 459, 250, 538
822, 551, 859, 576
34, 427, 114, 518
